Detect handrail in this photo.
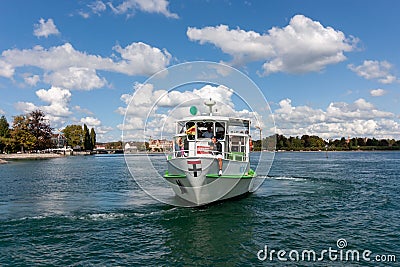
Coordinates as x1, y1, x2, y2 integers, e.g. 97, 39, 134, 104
167, 149, 248, 162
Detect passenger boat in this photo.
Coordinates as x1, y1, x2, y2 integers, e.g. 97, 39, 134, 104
163, 99, 256, 206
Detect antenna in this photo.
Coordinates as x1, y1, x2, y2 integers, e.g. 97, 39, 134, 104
204, 98, 216, 116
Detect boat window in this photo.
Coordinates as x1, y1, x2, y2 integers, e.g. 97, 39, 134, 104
230, 135, 246, 153
197, 121, 214, 139
229, 125, 249, 134
228, 119, 250, 134
185, 121, 196, 140
177, 121, 186, 134
215, 122, 225, 140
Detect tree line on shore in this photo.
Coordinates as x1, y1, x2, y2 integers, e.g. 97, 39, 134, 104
3, 110, 396, 153
252, 134, 400, 151
0, 110, 96, 153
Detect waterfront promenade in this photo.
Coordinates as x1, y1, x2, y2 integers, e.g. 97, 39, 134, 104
0, 153, 63, 162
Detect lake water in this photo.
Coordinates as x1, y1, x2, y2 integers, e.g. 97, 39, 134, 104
0, 152, 399, 266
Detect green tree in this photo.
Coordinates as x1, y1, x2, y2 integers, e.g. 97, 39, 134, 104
90, 128, 96, 150
83, 124, 92, 150
378, 139, 389, 147
252, 139, 261, 151
289, 136, 304, 150
0, 115, 10, 138
105, 141, 123, 149
63, 125, 84, 149
263, 135, 276, 151
357, 137, 366, 146
28, 110, 53, 150
301, 135, 311, 148
350, 138, 358, 148
340, 137, 348, 148
388, 139, 397, 147
366, 138, 379, 146
11, 115, 36, 153
0, 115, 10, 153
308, 135, 325, 149
276, 134, 287, 150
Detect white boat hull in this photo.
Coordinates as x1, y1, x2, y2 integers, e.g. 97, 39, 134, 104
164, 157, 255, 206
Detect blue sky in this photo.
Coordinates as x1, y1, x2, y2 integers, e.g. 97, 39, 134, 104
1, 0, 399, 141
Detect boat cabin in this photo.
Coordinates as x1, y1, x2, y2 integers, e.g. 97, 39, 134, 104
172, 116, 251, 162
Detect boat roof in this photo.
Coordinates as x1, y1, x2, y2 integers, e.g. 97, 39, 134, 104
177, 115, 250, 127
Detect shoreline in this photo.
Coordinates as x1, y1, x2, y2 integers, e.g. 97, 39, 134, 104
0, 153, 63, 160
1, 149, 398, 163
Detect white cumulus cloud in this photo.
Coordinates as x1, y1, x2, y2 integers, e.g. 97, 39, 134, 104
0, 42, 171, 90
118, 82, 261, 140
370, 88, 387, 97
14, 86, 72, 126
44, 67, 108, 90
348, 60, 398, 84
88, 0, 107, 15
187, 14, 358, 75
108, 0, 178, 18
24, 74, 40, 86
113, 42, 172, 76
33, 18, 60, 38
14, 101, 38, 114
273, 98, 399, 139
0, 60, 14, 78
80, 116, 102, 128
187, 24, 273, 65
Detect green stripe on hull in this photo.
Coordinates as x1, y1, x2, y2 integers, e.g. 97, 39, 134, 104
205, 173, 256, 179
163, 173, 187, 178
163, 169, 256, 179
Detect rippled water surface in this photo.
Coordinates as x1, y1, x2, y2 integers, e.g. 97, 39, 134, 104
0, 152, 399, 266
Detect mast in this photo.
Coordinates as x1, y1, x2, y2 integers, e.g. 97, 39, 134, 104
204, 98, 216, 116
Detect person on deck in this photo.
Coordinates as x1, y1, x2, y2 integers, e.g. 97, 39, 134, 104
175, 137, 184, 157
203, 126, 213, 138
210, 135, 223, 176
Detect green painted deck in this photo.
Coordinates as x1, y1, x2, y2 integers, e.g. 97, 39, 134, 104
163, 170, 256, 179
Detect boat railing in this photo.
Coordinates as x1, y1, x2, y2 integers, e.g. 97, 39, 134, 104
167, 149, 247, 162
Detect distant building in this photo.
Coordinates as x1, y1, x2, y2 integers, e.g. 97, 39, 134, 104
345, 136, 350, 144
149, 139, 173, 152
95, 144, 106, 150
124, 142, 138, 153
51, 133, 67, 148
72, 145, 82, 151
